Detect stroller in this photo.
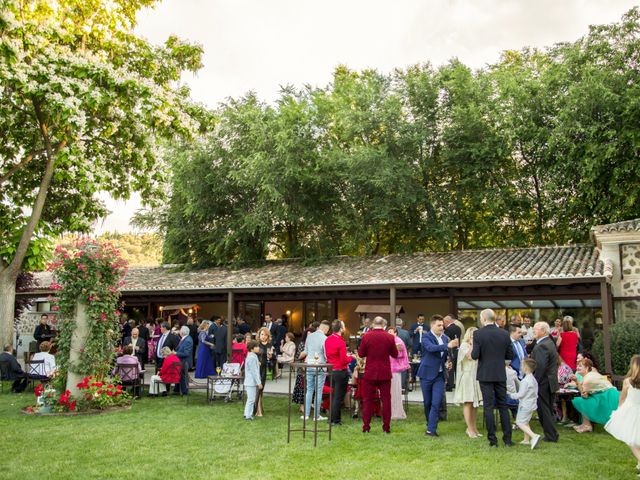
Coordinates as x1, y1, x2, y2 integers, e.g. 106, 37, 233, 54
209, 362, 244, 402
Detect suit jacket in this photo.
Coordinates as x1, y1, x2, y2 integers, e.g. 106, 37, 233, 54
471, 324, 514, 382
213, 324, 228, 354
509, 338, 528, 378
396, 327, 411, 350
409, 322, 426, 354
417, 331, 450, 381
273, 324, 287, 353
357, 329, 398, 381
531, 336, 560, 393
123, 336, 147, 361
244, 352, 262, 387
207, 322, 218, 336
0, 352, 24, 379
175, 336, 194, 369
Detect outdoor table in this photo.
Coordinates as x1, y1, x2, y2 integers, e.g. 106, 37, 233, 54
207, 374, 243, 403
556, 388, 581, 423
287, 362, 333, 447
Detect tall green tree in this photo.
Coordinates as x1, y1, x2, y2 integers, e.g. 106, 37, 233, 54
547, 7, 640, 240
0, 0, 206, 346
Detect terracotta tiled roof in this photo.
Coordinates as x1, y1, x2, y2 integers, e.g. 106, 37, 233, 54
29, 245, 606, 293
592, 218, 640, 234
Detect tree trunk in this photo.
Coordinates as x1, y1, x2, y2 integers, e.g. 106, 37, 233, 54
66, 300, 90, 397
0, 270, 17, 349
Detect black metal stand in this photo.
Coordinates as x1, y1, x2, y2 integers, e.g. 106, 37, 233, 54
287, 362, 333, 447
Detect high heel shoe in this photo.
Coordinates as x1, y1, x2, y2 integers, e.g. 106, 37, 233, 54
465, 429, 479, 438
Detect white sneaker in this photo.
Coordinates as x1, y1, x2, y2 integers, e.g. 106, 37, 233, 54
300, 415, 309, 420
531, 434, 541, 450
313, 415, 327, 421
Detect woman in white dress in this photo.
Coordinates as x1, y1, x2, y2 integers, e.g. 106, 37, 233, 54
30, 341, 57, 379
453, 326, 482, 438
605, 355, 640, 476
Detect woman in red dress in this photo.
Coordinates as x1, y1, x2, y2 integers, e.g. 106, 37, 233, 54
557, 318, 580, 370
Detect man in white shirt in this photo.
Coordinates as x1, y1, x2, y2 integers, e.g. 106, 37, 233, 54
521, 316, 535, 345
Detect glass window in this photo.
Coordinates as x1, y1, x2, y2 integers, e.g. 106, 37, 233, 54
36, 302, 51, 313
303, 300, 333, 328
238, 302, 262, 332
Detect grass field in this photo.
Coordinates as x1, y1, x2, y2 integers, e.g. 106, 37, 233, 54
0, 391, 634, 480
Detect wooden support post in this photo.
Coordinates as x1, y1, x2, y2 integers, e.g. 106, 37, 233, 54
390, 286, 396, 328
448, 295, 457, 318
227, 291, 234, 362
600, 280, 613, 375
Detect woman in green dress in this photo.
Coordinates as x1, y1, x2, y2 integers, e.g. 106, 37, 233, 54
571, 358, 620, 433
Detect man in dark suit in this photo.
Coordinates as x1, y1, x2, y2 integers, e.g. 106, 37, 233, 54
264, 313, 277, 338
213, 319, 228, 370
155, 322, 179, 370
273, 318, 287, 355
357, 316, 399, 433
187, 317, 198, 369
471, 308, 515, 447
0, 344, 28, 392
509, 324, 528, 379
123, 328, 147, 368
418, 315, 458, 436
443, 315, 462, 392
409, 314, 426, 388
531, 321, 560, 443
207, 315, 220, 337
175, 326, 194, 395
237, 317, 251, 335
33, 314, 54, 348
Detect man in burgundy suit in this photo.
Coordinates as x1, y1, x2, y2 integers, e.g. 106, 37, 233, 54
357, 316, 399, 433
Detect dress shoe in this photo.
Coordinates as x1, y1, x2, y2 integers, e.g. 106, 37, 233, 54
504, 441, 515, 447
383, 430, 391, 434
362, 429, 370, 434
425, 431, 439, 437
543, 437, 558, 443
531, 434, 541, 450
488, 443, 498, 448
331, 421, 342, 426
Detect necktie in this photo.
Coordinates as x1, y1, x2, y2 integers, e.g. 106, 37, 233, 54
158, 334, 166, 356
514, 341, 523, 360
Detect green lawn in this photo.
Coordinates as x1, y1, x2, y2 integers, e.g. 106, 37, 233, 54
0, 392, 633, 480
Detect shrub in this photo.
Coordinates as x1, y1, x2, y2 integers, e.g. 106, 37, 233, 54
592, 319, 640, 376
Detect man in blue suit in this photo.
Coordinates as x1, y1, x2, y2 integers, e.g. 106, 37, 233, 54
417, 315, 459, 437
175, 326, 194, 395
509, 325, 527, 379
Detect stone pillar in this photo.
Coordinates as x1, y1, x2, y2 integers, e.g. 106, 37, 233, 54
66, 300, 90, 397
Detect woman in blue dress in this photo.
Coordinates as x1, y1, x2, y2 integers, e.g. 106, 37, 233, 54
195, 322, 215, 378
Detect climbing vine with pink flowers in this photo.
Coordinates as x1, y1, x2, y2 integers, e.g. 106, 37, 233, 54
48, 240, 127, 387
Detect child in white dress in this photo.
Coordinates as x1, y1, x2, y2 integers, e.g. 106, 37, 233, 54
605, 355, 640, 476
511, 358, 541, 449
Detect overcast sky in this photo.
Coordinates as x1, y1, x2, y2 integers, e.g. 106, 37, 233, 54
93, 0, 639, 234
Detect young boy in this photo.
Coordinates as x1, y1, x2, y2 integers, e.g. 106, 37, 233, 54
243, 340, 263, 420
511, 358, 541, 449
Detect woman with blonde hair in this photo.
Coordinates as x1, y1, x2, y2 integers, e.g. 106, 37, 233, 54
605, 355, 640, 474
453, 326, 483, 438
255, 327, 273, 417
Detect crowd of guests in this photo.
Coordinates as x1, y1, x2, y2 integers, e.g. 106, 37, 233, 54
3, 306, 639, 473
